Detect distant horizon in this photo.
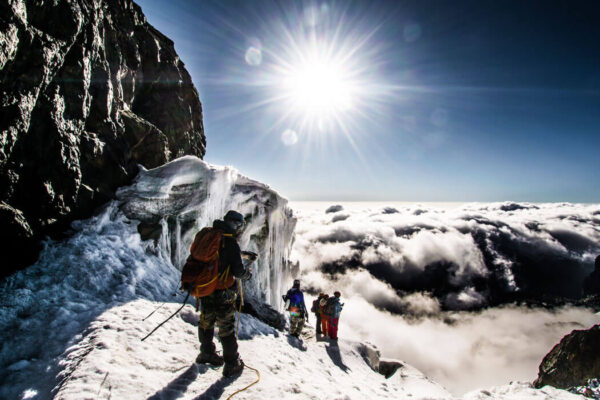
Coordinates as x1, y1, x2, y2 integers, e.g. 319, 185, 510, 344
287, 199, 600, 204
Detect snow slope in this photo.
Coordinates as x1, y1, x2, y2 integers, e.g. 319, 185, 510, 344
36, 299, 589, 400
0, 157, 296, 399
53, 299, 451, 400
0, 157, 591, 399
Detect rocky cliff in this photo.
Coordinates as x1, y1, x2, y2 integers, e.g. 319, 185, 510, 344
0, 0, 205, 278
534, 324, 600, 390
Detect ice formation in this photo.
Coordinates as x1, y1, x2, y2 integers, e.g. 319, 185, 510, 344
116, 156, 297, 307
0, 156, 296, 399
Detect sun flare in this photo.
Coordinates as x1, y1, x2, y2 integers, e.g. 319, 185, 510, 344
283, 57, 355, 118
224, 2, 393, 147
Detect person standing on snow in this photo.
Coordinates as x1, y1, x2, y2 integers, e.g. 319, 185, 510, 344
282, 279, 308, 337
319, 294, 330, 337
326, 291, 344, 341
194, 210, 252, 377
311, 293, 326, 335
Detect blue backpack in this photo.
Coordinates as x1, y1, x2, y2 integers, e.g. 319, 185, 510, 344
288, 289, 303, 306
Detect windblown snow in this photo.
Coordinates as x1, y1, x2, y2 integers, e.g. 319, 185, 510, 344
0, 158, 596, 399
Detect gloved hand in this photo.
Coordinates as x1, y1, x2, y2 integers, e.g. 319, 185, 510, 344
242, 267, 253, 281
241, 251, 258, 261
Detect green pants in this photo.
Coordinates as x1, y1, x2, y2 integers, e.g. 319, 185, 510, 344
198, 289, 239, 363
290, 314, 305, 336
199, 289, 237, 338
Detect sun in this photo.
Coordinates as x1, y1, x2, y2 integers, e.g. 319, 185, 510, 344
282, 57, 355, 119
227, 2, 393, 145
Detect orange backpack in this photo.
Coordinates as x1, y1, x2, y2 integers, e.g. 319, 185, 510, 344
181, 227, 233, 299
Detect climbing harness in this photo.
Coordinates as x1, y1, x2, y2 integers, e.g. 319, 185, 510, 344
225, 363, 261, 400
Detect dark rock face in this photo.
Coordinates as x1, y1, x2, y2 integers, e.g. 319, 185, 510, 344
0, 0, 205, 278
243, 300, 287, 331
583, 256, 600, 296
534, 324, 600, 389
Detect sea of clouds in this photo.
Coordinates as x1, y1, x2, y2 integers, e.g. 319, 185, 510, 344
289, 201, 600, 394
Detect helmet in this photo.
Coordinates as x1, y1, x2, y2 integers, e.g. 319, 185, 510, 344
224, 210, 245, 234
293, 279, 300, 288
334, 291, 341, 297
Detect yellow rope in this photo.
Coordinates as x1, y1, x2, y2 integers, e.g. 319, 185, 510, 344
225, 363, 260, 400
226, 282, 260, 400
235, 280, 244, 338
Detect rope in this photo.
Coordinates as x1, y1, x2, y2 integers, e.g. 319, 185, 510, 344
226, 281, 261, 399
235, 280, 244, 338
225, 363, 261, 400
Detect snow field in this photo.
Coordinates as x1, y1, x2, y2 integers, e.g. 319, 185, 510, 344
53, 299, 452, 399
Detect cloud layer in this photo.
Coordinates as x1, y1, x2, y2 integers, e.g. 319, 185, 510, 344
291, 201, 600, 394
292, 202, 600, 311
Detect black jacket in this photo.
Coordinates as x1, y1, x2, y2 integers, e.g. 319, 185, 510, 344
212, 219, 251, 287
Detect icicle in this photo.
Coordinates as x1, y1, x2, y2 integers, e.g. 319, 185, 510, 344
116, 156, 297, 311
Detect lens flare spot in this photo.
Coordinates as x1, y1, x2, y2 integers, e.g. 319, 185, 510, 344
281, 129, 298, 146
245, 46, 262, 66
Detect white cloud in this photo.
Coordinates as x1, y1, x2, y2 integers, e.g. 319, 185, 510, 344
335, 296, 598, 395
291, 201, 600, 394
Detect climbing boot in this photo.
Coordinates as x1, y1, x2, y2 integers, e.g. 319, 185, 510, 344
195, 352, 224, 366
223, 358, 244, 377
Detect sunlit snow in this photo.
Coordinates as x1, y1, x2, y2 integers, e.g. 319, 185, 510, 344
0, 158, 594, 400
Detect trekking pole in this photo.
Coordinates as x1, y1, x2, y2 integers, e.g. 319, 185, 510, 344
141, 291, 190, 341
142, 290, 183, 321
142, 303, 167, 321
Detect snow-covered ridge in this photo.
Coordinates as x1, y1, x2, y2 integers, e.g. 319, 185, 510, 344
0, 158, 591, 399
116, 156, 297, 307
0, 156, 296, 399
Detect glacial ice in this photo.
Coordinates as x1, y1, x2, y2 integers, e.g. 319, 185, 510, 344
0, 156, 296, 399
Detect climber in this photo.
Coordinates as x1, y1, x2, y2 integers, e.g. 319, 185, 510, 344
282, 279, 308, 337
193, 210, 253, 378
319, 293, 330, 337
311, 293, 326, 335
324, 291, 344, 341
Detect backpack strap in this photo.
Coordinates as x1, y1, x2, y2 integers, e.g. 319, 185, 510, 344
219, 265, 231, 282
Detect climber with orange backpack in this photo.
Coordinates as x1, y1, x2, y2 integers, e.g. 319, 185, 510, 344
181, 210, 254, 377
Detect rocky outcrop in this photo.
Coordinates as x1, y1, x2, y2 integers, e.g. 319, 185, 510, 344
534, 324, 600, 389
583, 256, 600, 296
0, 0, 205, 278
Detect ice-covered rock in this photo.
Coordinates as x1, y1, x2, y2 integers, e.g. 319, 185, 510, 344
0, 156, 295, 399
116, 156, 297, 308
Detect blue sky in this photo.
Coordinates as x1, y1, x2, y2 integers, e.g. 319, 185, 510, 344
137, 0, 600, 202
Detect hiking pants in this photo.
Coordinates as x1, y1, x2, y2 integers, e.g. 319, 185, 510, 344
321, 314, 329, 336
198, 289, 238, 362
315, 313, 322, 334
328, 316, 339, 339
290, 314, 305, 336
